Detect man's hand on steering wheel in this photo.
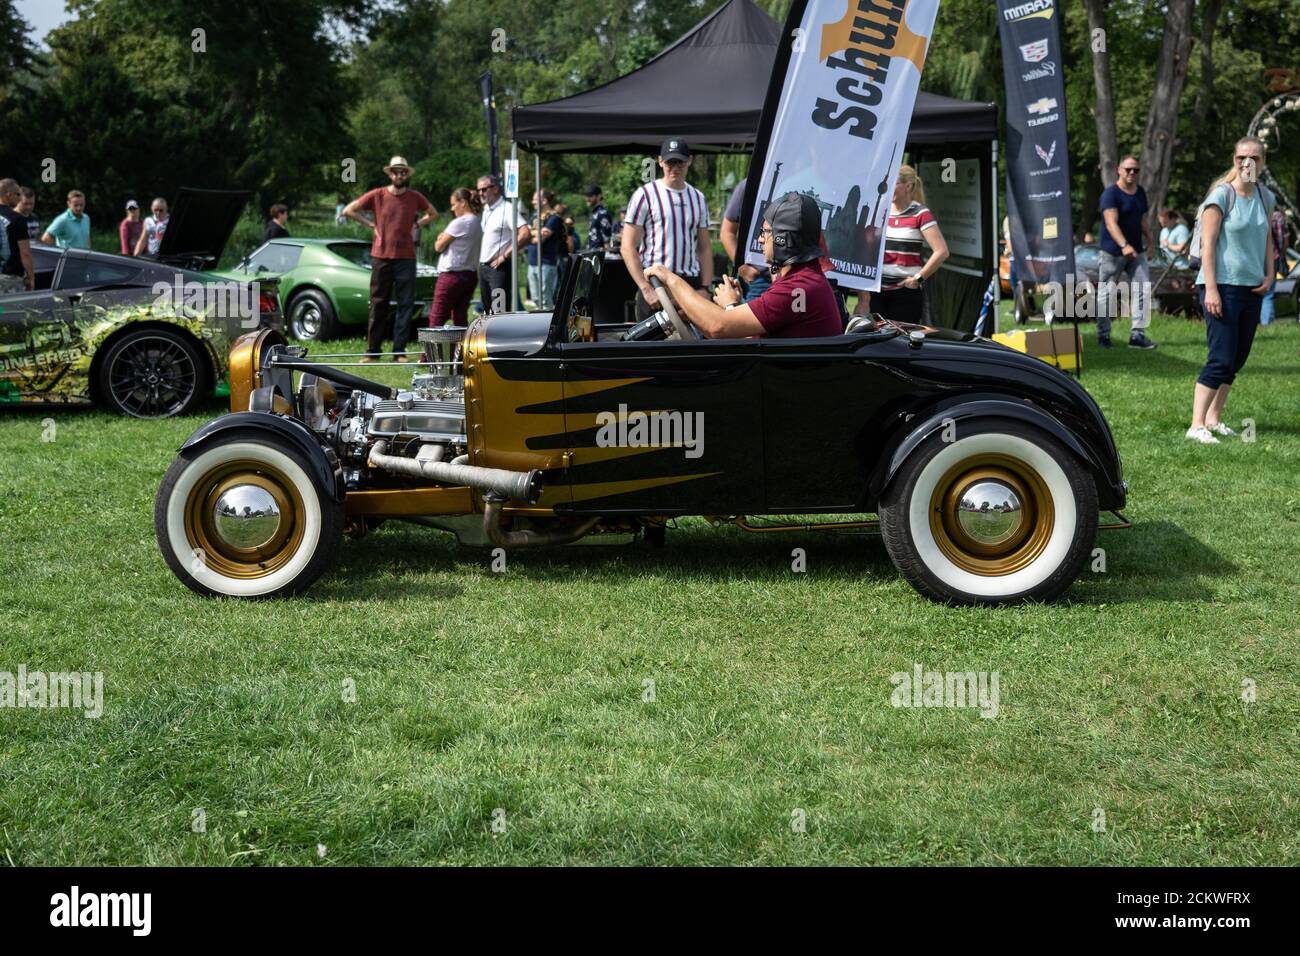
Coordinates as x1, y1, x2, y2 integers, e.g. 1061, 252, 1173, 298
643, 265, 700, 340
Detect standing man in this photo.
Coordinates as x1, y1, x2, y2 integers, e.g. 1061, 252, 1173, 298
342, 156, 437, 363
621, 138, 713, 321
119, 200, 143, 256
265, 204, 290, 241
1097, 155, 1157, 349
526, 190, 563, 309
582, 184, 613, 252
476, 174, 528, 313
719, 177, 771, 301
0, 179, 35, 293
135, 197, 169, 258
17, 187, 38, 241
42, 190, 91, 250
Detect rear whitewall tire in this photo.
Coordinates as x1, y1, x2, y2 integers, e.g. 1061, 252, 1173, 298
880, 420, 1098, 605
155, 435, 342, 598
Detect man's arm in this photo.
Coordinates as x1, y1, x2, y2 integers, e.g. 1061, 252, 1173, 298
417, 194, 438, 228
342, 195, 377, 234
1102, 208, 1130, 253
720, 217, 738, 263
1141, 215, 1153, 255
621, 222, 656, 306
134, 229, 148, 256
697, 227, 713, 287
17, 238, 34, 289
644, 264, 763, 338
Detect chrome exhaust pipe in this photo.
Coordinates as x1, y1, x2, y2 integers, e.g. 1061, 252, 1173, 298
483, 493, 600, 548
368, 441, 542, 503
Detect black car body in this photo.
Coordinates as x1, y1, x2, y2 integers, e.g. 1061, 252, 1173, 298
155, 252, 1128, 605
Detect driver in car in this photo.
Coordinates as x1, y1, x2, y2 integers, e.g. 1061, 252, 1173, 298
645, 192, 842, 338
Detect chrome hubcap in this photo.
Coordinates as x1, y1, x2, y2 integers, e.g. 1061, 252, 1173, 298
292, 301, 321, 337
212, 484, 282, 549
955, 479, 1024, 547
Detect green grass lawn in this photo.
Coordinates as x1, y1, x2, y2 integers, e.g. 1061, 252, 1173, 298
2, 314, 1299, 865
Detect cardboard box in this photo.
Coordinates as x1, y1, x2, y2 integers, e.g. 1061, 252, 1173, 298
991, 326, 1082, 373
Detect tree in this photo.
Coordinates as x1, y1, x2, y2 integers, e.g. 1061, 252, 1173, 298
1080, 0, 1117, 193
1139, 0, 1196, 219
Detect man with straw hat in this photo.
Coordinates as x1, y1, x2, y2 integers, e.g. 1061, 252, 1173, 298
343, 156, 438, 362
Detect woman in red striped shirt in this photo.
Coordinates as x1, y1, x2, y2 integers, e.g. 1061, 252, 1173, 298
858, 165, 949, 324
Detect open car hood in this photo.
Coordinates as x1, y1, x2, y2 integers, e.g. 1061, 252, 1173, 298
157, 187, 251, 271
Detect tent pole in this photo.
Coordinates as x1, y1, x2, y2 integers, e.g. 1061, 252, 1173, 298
991, 139, 1000, 335
534, 153, 542, 309
511, 141, 519, 312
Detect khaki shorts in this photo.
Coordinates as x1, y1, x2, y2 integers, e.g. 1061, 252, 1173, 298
0, 274, 25, 294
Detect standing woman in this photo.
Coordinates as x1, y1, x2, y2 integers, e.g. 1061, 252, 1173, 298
1187, 136, 1275, 445
428, 187, 483, 328
870, 165, 949, 323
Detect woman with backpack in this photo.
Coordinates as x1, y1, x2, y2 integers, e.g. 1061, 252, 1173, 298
1186, 136, 1275, 445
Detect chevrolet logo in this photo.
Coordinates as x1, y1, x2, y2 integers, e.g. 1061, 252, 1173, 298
1027, 97, 1058, 115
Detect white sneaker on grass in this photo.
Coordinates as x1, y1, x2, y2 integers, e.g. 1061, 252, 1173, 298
1207, 422, 1236, 437
1185, 426, 1220, 444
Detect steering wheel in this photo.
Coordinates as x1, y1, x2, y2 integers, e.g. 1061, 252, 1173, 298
649, 276, 700, 340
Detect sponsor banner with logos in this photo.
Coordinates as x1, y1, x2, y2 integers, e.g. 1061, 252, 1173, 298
997, 0, 1074, 283
741, 0, 941, 291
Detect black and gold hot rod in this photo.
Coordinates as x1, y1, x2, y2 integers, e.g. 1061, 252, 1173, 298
155, 252, 1127, 605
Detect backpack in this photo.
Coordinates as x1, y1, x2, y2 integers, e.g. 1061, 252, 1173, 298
1188, 182, 1274, 270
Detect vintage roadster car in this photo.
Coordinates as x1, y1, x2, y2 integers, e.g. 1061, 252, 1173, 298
154, 252, 1127, 605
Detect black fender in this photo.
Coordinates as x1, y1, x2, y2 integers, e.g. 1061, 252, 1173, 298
873, 399, 1108, 503
178, 412, 344, 502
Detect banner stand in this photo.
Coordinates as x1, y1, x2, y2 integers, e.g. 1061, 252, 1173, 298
991, 139, 1000, 335
507, 144, 517, 312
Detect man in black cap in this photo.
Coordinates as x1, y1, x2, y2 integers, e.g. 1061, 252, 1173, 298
621, 138, 713, 320
645, 192, 841, 339
582, 184, 613, 252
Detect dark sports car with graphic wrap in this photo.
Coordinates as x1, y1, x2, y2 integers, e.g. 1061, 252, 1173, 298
155, 251, 1128, 606
0, 189, 282, 418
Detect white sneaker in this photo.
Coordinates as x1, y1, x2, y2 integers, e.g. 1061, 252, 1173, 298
1185, 426, 1220, 444
1207, 422, 1236, 437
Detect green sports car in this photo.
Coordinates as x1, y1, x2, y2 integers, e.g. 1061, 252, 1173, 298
217, 238, 439, 341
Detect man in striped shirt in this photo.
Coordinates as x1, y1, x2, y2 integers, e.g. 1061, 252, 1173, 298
620, 138, 713, 321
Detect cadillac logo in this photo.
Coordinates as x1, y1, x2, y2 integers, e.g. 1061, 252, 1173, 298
1019, 39, 1049, 63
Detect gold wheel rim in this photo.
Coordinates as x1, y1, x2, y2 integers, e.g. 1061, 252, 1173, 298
928, 453, 1054, 576
184, 459, 305, 579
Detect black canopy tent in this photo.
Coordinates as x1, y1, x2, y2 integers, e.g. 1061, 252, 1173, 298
510, 0, 1000, 330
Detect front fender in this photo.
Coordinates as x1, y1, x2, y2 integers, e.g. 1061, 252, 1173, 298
873, 399, 1118, 506
179, 412, 343, 502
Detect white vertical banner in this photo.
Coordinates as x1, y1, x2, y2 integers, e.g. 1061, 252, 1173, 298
741, 0, 941, 292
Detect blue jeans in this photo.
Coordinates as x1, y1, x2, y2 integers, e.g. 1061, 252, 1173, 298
1197, 284, 1262, 389
527, 263, 558, 309
1096, 250, 1150, 337
1260, 278, 1276, 325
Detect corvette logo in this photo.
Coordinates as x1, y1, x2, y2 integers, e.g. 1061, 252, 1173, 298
1019, 39, 1048, 63
1035, 141, 1057, 166
1027, 97, 1058, 115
